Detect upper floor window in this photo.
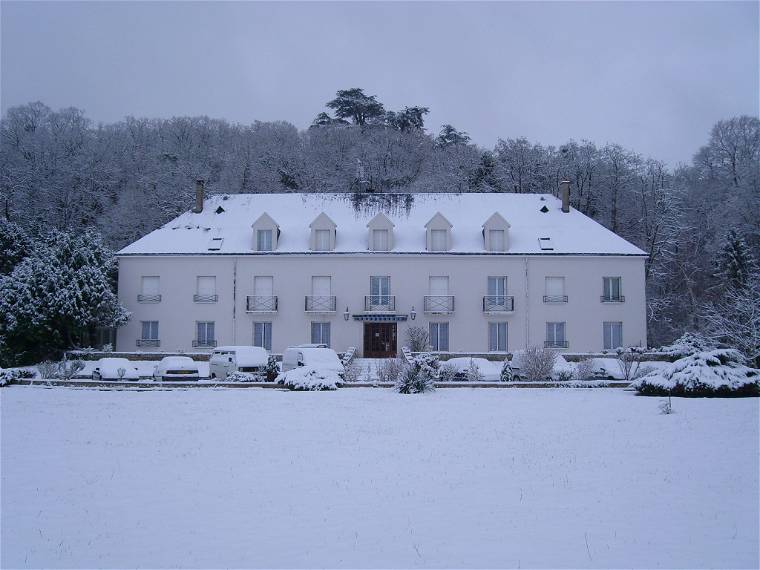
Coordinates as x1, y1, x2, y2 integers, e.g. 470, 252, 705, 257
489, 230, 506, 252
430, 229, 447, 252
482, 212, 510, 252
141, 321, 159, 340
425, 212, 452, 252
372, 229, 389, 251
195, 276, 217, 303
138, 276, 161, 303
257, 229, 273, 252
544, 277, 567, 303
602, 277, 623, 302
314, 229, 331, 251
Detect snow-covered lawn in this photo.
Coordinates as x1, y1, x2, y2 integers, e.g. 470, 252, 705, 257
1, 387, 757, 569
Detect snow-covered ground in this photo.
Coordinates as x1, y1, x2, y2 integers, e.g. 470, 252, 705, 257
1, 387, 757, 568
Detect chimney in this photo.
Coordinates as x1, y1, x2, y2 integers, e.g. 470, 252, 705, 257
192, 180, 204, 213
560, 180, 571, 213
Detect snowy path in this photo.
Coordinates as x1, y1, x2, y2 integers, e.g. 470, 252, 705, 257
1, 387, 757, 568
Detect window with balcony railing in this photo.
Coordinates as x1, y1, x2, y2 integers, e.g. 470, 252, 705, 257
424, 295, 455, 313
364, 295, 395, 312
246, 296, 278, 312
545, 322, 568, 348
305, 295, 337, 312
139, 276, 160, 303
137, 321, 159, 347
193, 321, 216, 348
601, 277, 624, 302
482, 295, 515, 312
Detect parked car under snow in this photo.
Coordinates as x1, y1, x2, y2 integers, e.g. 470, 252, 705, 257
209, 346, 269, 380
152, 357, 200, 381
92, 358, 140, 381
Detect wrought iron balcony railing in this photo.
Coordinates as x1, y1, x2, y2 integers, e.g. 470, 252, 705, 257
423, 295, 455, 313
246, 295, 278, 312
482, 295, 515, 313
137, 294, 161, 303
305, 295, 337, 312
364, 295, 396, 312
136, 339, 160, 347
193, 294, 218, 303
192, 339, 218, 348
543, 295, 568, 303
544, 340, 569, 348
600, 295, 625, 303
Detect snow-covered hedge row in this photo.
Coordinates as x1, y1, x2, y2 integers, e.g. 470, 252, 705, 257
276, 366, 340, 391
0, 368, 35, 386
633, 349, 759, 397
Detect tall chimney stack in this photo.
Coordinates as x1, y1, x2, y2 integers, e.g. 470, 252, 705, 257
192, 180, 204, 213
560, 180, 571, 213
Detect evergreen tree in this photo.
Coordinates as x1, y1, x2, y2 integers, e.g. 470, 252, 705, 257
436, 124, 470, 148
714, 230, 758, 289
0, 229, 129, 365
325, 88, 385, 126
0, 219, 32, 275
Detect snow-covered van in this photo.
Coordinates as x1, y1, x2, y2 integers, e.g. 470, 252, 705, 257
209, 346, 268, 380
281, 345, 344, 375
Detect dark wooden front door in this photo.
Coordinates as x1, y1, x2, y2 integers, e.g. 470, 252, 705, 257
363, 323, 397, 358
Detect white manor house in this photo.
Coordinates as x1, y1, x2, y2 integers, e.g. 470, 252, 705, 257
116, 184, 647, 357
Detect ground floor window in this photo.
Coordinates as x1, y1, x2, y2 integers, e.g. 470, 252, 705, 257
429, 322, 449, 351
603, 321, 623, 350
488, 322, 508, 352
311, 322, 331, 347
141, 321, 159, 340
196, 321, 215, 347
253, 322, 272, 351
545, 322, 567, 348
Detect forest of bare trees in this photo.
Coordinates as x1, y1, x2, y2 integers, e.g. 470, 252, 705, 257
1, 90, 758, 350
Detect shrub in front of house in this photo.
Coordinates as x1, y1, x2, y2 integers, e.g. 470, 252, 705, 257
226, 371, 259, 383
519, 347, 557, 382
376, 358, 405, 383
264, 356, 279, 382
633, 349, 759, 397
0, 368, 35, 386
394, 364, 435, 394
500, 360, 513, 382
276, 366, 339, 391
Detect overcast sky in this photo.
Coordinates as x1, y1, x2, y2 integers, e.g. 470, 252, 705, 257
2, 1, 757, 165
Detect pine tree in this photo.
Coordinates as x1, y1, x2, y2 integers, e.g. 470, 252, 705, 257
714, 230, 758, 290
0, 220, 33, 275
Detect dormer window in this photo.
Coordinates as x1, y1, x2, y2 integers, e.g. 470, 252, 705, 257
482, 212, 510, 252
425, 212, 453, 252
372, 229, 389, 251
257, 230, 273, 251
309, 212, 337, 252
367, 212, 395, 252
251, 212, 280, 252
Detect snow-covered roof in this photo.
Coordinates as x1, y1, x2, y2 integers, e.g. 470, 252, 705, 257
118, 193, 646, 256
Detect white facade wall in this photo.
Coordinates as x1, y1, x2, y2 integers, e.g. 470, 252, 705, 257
116, 253, 647, 354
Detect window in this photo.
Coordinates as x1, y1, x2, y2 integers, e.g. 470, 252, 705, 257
430, 229, 447, 252
603, 322, 623, 350
195, 276, 217, 302
544, 277, 567, 302
253, 322, 272, 350
196, 321, 215, 347
314, 229, 331, 251
369, 276, 391, 308
372, 229, 389, 251
488, 276, 507, 297
139, 276, 161, 302
538, 237, 554, 251
546, 322, 567, 348
207, 237, 223, 251
141, 321, 159, 340
489, 230, 506, 252
602, 277, 623, 301
311, 322, 331, 347
429, 322, 449, 351
488, 322, 508, 351
257, 229, 273, 252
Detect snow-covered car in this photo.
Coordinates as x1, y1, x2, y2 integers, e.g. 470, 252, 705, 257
209, 346, 269, 380
152, 356, 200, 381
281, 345, 344, 377
92, 358, 140, 381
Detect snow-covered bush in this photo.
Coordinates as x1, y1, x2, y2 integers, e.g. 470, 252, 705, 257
226, 371, 259, 383
633, 349, 759, 397
551, 355, 575, 382
57, 360, 85, 381
655, 332, 713, 359
277, 366, 340, 391
405, 326, 430, 352
519, 347, 557, 382
36, 360, 59, 380
500, 360, 513, 382
615, 347, 646, 382
439, 362, 458, 382
377, 358, 405, 383
412, 352, 439, 379
0, 368, 35, 386
394, 365, 435, 394
264, 355, 279, 382
466, 359, 484, 382
574, 359, 595, 381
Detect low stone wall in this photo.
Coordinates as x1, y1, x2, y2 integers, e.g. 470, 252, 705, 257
410, 351, 675, 363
